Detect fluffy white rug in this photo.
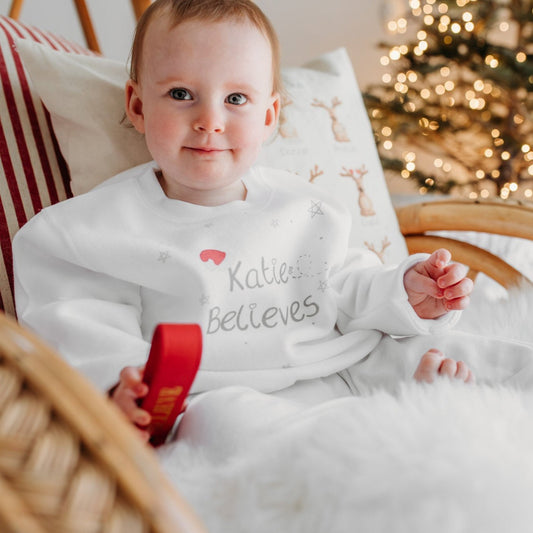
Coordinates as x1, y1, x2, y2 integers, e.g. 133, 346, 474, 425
458, 283, 533, 343
159, 286, 533, 533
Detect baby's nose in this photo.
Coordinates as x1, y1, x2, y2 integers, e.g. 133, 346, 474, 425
192, 104, 225, 133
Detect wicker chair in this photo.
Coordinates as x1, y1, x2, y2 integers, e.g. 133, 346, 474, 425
0, 311, 206, 533
3, 4, 533, 530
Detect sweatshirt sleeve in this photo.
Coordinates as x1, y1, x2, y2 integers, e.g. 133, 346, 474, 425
332, 249, 460, 337
13, 211, 149, 391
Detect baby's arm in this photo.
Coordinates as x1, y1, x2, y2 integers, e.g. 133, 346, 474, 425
13, 212, 149, 391
403, 249, 473, 320
334, 248, 464, 336
110, 366, 152, 442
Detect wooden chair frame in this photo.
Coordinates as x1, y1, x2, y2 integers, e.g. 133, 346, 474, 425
396, 199, 533, 289
8, 0, 152, 53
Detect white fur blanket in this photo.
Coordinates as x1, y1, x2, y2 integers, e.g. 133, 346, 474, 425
158, 286, 533, 533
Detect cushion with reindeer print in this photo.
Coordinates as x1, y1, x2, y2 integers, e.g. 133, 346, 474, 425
258, 48, 407, 264
17, 40, 407, 264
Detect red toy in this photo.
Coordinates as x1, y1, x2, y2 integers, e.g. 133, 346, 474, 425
140, 323, 202, 446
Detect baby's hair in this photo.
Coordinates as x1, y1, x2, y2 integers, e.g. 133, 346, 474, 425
129, 0, 281, 94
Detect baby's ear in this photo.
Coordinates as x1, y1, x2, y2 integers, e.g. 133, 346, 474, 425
125, 80, 145, 134
263, 92, 281, 139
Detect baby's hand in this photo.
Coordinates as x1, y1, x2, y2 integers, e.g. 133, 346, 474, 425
110, 366, 152, 443
404, 248, 473, 320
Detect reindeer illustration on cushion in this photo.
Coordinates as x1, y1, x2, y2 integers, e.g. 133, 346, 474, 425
365, 237, 391, 263
279, 94, 298, 139
311, 97, 350, 143
340, 165, 376, 217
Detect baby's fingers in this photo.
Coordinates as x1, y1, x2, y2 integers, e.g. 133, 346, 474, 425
443, 296, 470, 311
113, 391, 151, 426
437, 262, 470, 290
442, 277, 474, 309
111, 366, 150, 424
119, 365, 140, 384
405, 269, 443, 300
136, 427, 151, 444
424, 248, 451, 278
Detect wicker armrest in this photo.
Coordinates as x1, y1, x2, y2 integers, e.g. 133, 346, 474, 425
0, 312, 205, 533
395, 200, 533, 289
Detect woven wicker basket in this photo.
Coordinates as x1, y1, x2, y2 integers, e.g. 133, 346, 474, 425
0, 312, 205, 533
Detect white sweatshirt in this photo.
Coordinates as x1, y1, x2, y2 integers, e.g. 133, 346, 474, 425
13, 162, 457, 393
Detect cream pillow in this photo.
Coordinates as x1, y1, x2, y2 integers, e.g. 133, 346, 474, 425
17, 40, 407, 264
16, 38, 151, 196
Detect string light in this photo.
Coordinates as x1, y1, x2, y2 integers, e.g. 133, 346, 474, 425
369, 0, 532, 199
485, 55, 499, 68
451, 22, 461, 33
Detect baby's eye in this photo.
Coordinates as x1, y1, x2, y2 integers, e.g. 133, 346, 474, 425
226, 93, 247, 105
169, 88, 192, 100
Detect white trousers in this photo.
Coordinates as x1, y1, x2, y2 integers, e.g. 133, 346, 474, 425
171, 331, 533, 459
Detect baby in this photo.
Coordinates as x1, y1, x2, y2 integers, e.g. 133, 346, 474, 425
13, 0, 473, 442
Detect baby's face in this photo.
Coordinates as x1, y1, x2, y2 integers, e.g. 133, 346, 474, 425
126, 16, 279, 206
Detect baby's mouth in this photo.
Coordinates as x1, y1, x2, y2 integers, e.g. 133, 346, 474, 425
185, 146, 225, 154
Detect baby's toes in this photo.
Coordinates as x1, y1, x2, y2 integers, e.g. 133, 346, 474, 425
439, 358, 458, 379
454, 360, 470, 382
443, 359, 475, 384
413, 349, 445, 383
461, 362, 476, 384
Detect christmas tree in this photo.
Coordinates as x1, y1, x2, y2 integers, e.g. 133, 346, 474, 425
364, 0, 533, 200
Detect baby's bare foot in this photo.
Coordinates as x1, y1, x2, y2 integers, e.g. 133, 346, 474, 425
413, 349, 475, 384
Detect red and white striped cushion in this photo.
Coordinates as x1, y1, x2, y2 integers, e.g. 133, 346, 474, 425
0, 16, 92, 315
